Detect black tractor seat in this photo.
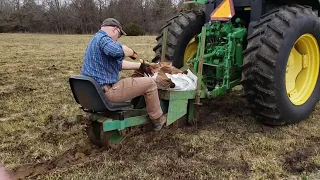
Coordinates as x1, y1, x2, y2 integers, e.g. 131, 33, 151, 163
69, 75, 133, 112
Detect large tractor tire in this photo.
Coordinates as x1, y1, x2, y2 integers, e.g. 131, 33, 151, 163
152, 10, 205, 68
242, 5, 320, 125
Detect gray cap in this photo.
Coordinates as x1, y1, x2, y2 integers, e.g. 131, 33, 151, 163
102, 18, 127, 36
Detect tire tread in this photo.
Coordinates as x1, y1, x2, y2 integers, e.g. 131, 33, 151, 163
242, 5, 319, 125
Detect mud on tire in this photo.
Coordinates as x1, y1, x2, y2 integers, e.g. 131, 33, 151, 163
242, 5, 320, 125
152, 10, 205, 68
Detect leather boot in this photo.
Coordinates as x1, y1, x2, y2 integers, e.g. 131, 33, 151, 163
151, 114, 167, 131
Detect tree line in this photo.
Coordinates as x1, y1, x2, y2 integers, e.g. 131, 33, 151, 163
0, 0, 201, 35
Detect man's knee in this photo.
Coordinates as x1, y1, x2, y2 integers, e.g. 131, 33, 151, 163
150, 78, 157, 86
149, 78, 157, 89
141, 77, 157, 92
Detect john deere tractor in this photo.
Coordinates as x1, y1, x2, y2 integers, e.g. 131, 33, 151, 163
152, 0, 320, 125
69, 0, 320, 148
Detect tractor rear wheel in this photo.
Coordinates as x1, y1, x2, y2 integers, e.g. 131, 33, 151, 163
152, 10, 205, 68
242, 5, 320, 125
100, 128, 124, 149
85, 120, 124, 149
85, 120, 102, 147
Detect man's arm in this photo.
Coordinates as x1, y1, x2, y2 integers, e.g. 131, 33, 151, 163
122, 60, 154, 76
122, 44, 135, 57
121, 60, 141, 70
101, 36, 136, 59
122, 44, 138, 60
101, 37, 125, 58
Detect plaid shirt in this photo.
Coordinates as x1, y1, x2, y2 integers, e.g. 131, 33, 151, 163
81, 30, 124, 86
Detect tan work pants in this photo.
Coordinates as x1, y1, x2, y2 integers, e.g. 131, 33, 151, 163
104, 77, 163, 120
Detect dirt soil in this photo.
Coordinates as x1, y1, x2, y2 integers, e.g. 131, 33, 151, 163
0, 33, 319, 180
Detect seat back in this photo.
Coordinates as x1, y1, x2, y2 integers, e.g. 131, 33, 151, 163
69, 75, 132, 112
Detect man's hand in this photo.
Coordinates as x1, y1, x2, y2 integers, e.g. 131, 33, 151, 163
122, 45, 138, 60
139, 60, 154, 77
130, 49, 138, 60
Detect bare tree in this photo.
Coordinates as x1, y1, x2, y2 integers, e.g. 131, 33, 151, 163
70, 0, 99, 34
20, 0, 46, 32
0, 0, 15, 25
0, 0, 182, 34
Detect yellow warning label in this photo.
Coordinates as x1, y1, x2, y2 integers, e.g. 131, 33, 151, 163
211, 0, 235, 21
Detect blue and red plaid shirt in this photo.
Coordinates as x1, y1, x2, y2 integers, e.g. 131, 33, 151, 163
81, 30, 124, 86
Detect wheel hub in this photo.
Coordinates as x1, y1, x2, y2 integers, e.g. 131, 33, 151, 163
184, 36, 199, 66
285, 34, 319, 105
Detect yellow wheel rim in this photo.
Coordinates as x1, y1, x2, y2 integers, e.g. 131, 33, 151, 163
183, 35, 199, 66
286, 34, 319, 105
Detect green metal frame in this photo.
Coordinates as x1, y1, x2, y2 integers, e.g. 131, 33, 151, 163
100, 89, 205, 132
184, 0, 207, 5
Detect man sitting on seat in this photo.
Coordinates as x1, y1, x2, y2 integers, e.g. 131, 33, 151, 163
80, 18, 166, 131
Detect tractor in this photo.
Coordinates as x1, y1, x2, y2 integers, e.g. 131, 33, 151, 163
69, 0, 320, 149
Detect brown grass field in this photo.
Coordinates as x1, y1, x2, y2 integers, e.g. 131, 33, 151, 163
0, 33, 320, 179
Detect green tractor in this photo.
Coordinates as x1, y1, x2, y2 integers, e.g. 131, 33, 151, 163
69, 0, 320, 149
152, 0, 320, 125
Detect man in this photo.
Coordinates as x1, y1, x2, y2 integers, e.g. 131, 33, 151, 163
80, 18, 166, 131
